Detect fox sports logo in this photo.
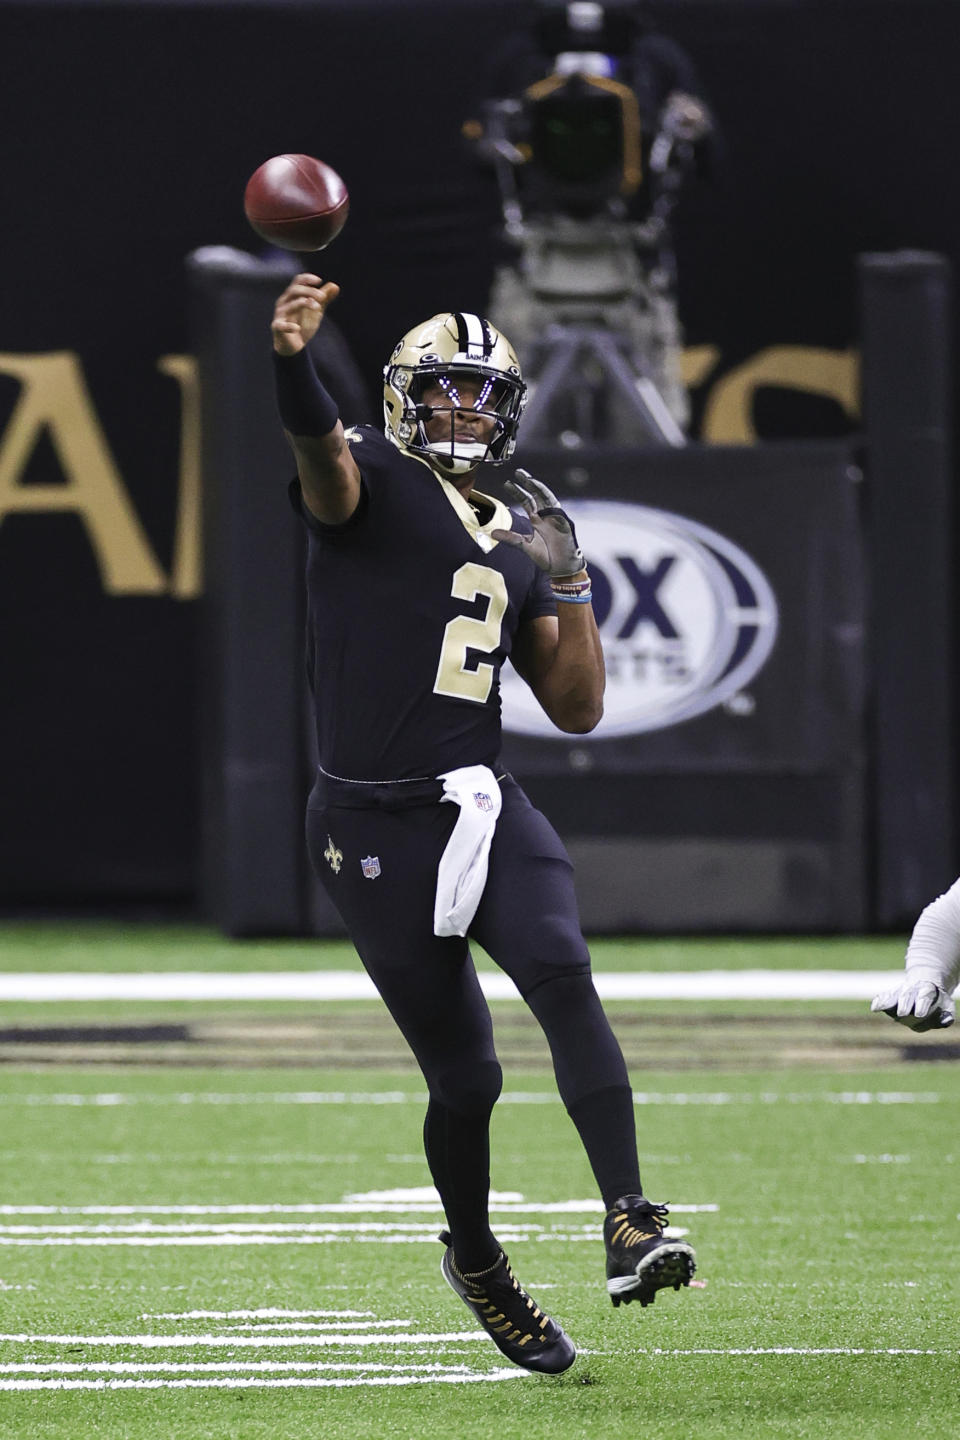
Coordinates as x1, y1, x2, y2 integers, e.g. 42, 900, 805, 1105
500, 499, 779, 737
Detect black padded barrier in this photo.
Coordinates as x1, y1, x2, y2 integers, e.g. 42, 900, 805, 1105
502, 441, 868, 932
191, 253, 955, 937
859, 252, 955, 926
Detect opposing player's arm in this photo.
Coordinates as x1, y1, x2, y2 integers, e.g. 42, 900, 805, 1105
871, 876, 960, 1031
511, 608, 604, 734
272, 273, 361, 525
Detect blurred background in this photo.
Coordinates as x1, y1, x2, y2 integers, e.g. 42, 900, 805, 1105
1, 0, 957, 940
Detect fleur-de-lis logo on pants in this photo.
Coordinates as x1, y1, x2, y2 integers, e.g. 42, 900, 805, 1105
324, 836, 343, 874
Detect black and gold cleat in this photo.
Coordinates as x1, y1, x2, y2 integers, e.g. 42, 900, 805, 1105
604, 1195, 696, 1308
439, 1230, 576, 1374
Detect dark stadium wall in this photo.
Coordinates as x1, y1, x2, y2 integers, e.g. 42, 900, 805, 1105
0, 0, 957, 913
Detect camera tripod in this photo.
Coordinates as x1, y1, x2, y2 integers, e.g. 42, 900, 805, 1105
487, 215, 689, 447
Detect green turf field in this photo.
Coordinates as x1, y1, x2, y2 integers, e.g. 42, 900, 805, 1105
0, 921, 915, 972
0, 925, 957, 1438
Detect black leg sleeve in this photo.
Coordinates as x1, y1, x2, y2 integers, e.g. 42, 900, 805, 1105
524, 973, 642, 1208
423, 1060, 503, 1273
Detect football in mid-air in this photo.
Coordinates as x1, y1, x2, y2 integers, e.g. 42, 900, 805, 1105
243, 154, 349, 251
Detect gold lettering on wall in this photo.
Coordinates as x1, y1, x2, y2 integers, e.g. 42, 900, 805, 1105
0, 344, 864, 600
158, 354, 202, 599
700, 346, 860, 443
680, 344, 722, 390
0, 351, 167, 594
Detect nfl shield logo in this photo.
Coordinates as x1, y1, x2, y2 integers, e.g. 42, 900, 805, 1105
473, 792, 494, 812
361, 855, 381, 879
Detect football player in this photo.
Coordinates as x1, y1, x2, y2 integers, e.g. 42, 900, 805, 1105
272, 273, 696, 1374
871, 877, 960, 1032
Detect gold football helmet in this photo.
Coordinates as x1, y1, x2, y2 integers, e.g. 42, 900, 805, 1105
383, 312, 526, 475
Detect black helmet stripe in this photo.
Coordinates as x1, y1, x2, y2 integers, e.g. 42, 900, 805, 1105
454, 312, 492, 359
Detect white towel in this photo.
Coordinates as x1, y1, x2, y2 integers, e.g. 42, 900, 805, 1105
433, 765, 503, 937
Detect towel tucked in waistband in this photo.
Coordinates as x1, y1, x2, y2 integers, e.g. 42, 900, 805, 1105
433, 764, 503, 938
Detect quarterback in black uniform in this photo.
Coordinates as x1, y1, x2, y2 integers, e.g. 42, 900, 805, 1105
272, 272, 696, 1374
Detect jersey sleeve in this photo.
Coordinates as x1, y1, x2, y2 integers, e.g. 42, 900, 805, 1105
287, 475, 369, 535
520, 565, 558, 622
285, 425, 392, 535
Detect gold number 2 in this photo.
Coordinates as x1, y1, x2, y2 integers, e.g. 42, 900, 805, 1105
433, 562, 508, 703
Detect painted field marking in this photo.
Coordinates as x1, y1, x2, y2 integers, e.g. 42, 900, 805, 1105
0, 1088, 938, 1123
0, 1192, 699, 1249
145, 1308, 373, 1319
0, 1089, 942, 1109
0, 1343, 951, 1392
635, 1347, 956, 1357
0, 1351, 953, 1369
2, 1258, 949, 1393
0, 1187, 702, 1248
0, 1224, 690, 1249
0, 1330, 494, 1348
0, 969, 908, 1002
0, 1308, 528, 1391
0, 1373, 523, 1391
0, 1200, 716, 1216
0, 1362, 493, 1373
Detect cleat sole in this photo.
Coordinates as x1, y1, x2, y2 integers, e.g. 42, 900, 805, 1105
607, 1242, 697, 1305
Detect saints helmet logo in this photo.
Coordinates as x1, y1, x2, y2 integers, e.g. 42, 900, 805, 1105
323, 836, 343, 874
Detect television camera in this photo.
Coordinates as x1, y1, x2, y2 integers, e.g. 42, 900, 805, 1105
466, 1, 712, 446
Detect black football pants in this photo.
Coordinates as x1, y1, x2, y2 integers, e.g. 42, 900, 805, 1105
306, 772, 642, 1268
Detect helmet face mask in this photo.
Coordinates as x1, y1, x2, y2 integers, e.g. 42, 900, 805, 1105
384, 313, 526, 475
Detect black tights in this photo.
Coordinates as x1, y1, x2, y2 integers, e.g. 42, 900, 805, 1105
421, 973, 641, 1270
308, 779, 642, 1270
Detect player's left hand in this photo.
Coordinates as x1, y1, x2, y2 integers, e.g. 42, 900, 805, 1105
870, 979, 956, 1032
492, 470, 585, 579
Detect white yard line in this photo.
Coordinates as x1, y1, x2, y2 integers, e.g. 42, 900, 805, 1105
0, 1346, 950, 1393
0, 1229, 691, 1249
0, 1373, 524, 1390
0, 1235, 455, 1248
0, 1090, 942, 1109
633, 1347, 956, 1357
0, 1349, 950, 1366
0, 1195, 700, 1248
145, 1308, 373, 1320
0, 1362, 487, 1373
0, 1316, 948, 1394
0, 1200, 714, 1217
0, 1331, 487, 1348
0, 969, 907, 1001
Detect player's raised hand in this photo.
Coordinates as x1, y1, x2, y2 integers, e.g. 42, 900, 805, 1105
492, 469, 585, 578
870, 978, 956, 1032
271, 274, 340, 356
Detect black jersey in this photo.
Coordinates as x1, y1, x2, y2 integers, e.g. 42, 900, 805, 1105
289, 426, 556, 781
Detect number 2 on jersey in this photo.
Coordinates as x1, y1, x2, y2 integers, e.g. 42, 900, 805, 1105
433, 562, 508, 704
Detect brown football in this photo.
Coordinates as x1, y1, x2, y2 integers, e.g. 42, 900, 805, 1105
243, 154, 349, 251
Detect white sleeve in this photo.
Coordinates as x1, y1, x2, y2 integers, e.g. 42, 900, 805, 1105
903, 876, 960, 994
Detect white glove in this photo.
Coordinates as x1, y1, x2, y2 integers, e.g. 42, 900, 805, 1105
492, 470, 585, 579
871, 880, 960, 1032
870, 977, 956, 1032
